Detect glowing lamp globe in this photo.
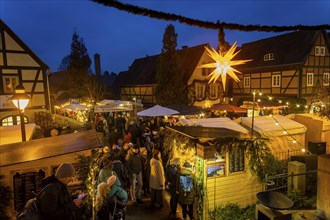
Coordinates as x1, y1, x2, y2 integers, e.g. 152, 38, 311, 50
11, 85, 30, 110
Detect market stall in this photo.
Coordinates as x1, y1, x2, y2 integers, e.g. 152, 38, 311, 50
0, 129, 101, 211
164, 119, 261, 219
287, 113, 330, 153
241, 115, 307, 155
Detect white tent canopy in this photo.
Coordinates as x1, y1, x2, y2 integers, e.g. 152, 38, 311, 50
179, 117, 249, 134
241, 115, 307, 154
241, 115, 307, 137
137, 105, 179, 117
63, 103, 89, 111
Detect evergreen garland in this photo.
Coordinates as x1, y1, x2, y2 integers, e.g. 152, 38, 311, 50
92, 0, 330, 32
195, 157, 205, 220
214, 137, 287, 182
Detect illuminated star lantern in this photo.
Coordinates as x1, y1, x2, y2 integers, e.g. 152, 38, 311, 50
199, 42, 251, 90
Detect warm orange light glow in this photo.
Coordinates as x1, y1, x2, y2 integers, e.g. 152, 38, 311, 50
199, 42, 251, 90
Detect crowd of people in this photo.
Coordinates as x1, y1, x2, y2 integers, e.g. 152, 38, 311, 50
3, 113, 197, 220
92, 113, 197, 220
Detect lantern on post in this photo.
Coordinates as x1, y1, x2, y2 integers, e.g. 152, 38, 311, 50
10, 85, 30, 141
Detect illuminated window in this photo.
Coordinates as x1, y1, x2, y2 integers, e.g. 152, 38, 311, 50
323, 73, 329, 86
209, 84, 218, 99
1, 115, 28, 126
264, 53, 274, 61
195, 84, 205, 100
272, 75, 281, 87
243, 77, 250, 87
3, 76, 19, 93
315, 46, 326, 56
307, 73, 314, 87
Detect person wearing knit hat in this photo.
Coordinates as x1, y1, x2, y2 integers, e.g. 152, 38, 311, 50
55, 162, 75, 179
177, 161, 196, 220
39, 162, 83, 220
183, 161, 192, 169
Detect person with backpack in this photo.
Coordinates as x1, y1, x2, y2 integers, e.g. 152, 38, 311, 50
177, 161, 196, 220
39, 162, 83, 220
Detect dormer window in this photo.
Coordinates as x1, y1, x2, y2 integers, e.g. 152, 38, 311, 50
315, 46, 326, 56
264, 53, 274, 61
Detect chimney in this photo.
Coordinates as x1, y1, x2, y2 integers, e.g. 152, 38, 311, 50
94, 53, 101, 77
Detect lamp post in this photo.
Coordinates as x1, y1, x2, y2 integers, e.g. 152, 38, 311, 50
132, 97, 137, 122
10, 85, 30, 142
251, 92, 256, 138
251, 91, 262, 138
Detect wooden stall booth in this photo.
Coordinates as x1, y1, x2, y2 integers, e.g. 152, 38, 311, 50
165, 121, 262, 220
0, 129, 102, 212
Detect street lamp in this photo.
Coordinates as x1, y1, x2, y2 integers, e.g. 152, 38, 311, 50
132, 97, 137, 122
10, 85, 30, 141
251, 91, 262, 138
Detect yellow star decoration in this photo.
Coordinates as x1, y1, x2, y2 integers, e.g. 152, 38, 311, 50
199, 42, 251, 90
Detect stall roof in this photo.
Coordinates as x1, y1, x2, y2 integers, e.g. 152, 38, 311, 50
241, 115, 307, 137
179, 117, 249, 134
0, 123, 37, 146
166, 126, 243, 139
287, 113, 330, 131
0, 129, 102, 167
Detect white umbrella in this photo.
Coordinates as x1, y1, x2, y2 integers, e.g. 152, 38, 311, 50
137, 105, 179, 117
63, 103, 89, 111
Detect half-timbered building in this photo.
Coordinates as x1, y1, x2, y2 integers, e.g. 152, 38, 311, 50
232, 30, 330, 108
114, 44, 225, 108
0, 20, 50, 126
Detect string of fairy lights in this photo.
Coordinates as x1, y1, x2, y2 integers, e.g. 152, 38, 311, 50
91, 0, 319, 153
270, 115, 307, 153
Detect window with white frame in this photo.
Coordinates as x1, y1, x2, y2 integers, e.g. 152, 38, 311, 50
264, 53, 274, 61
243, 77, 251, 87
209, 84, 218, 99
307, 73, 314, 86
323, 73, 329, 86
3, 76, 19, 93
272, 75, 281, 87
196, 84, 205, 100
315, 46, 326, 56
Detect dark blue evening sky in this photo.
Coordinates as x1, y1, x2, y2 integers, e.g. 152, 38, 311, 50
1, 0, 329, 74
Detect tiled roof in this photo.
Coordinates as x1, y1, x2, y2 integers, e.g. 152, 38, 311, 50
114, 44, 208, 86
236, 30, 322, 73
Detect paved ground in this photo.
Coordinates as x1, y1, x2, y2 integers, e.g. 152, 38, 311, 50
126, 191, 182, 220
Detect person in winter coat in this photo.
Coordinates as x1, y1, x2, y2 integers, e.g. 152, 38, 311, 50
39, 163, 83, 220
149, 149, 165, 208
125, 144, 144, 205
96, 175, 128, 220
111, 154, 130, 189
165, 157, 180, 219
98, 158, 122, 188
177, 162, 196, 220
140, 147, 151, 195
